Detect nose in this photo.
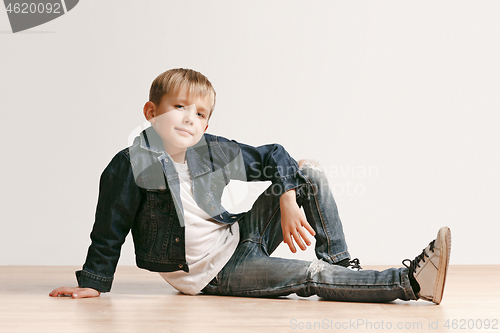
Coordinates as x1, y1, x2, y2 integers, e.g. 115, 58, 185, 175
183, 104, 196, 125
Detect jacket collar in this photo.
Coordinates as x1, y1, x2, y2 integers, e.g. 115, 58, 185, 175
138, 126, 166, 155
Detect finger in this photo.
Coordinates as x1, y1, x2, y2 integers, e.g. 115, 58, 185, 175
49, 290, 58, 297
302, 220, 316, 236
50, 287, 76, 297
283, 231, 297, 253
72, 291, 84, 298
286, 237, 297, 253
297, 226, 311, 247
282, 227, 295, 253
50, 287, 68, 296
282, 229, 291, 246
292, 230, 306, 251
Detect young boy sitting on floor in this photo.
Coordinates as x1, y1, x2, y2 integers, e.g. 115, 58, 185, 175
50, 68, 451, 304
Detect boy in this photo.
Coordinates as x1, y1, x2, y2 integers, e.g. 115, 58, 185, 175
50, 68, 451, 304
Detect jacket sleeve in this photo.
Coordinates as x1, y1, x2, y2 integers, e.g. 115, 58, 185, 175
215, 135, 307, 196
75, 150, 142, 292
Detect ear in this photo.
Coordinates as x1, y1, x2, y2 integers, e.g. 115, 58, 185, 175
143, 101, 156, 123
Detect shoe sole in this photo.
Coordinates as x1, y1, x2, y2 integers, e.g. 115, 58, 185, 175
433, 226, 451, 304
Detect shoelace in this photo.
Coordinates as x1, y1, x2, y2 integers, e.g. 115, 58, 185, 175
348, 258, 362, 270
402, 240, 436, 274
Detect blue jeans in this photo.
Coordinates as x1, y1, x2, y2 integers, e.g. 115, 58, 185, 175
202, 162, 417, 302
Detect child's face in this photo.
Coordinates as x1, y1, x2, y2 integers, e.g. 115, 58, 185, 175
144, 88, 211, 158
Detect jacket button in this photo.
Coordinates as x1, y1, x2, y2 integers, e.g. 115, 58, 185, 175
175, 237, 180, 242
178, 264, 183, 269
159, 186, 165, 190
211, 206, 215, 211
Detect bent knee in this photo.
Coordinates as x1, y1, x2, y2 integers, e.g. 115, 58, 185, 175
299, 159, 325, 180
298, 159, 322, 171
298, 159, 328, 191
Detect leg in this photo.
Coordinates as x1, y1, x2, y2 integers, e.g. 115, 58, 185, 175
296, 160, 350, 264
203, 241, 416, 302
234, 160, 351, 263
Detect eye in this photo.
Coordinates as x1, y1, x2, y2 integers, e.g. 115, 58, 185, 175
175, 105, 184, 109
196, 112, 206, 118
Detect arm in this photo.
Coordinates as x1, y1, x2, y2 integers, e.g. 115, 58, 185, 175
215, 135, 307, 195
50, 151, 142, 298
78, 151, 142, 291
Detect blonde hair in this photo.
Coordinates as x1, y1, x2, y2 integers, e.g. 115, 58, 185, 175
149, 68, 216, 117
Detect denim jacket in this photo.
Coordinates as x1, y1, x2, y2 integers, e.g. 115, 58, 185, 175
76, 127, 306, 292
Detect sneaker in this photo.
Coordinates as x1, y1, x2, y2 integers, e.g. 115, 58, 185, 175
347, 258, 362, 271
403, 226, 451, 304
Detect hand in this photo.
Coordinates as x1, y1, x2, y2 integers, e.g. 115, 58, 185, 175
49, 286, 101, 299
280, 189, 316, 253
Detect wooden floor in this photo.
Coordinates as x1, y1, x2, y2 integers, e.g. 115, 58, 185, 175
1, 265, 498, 333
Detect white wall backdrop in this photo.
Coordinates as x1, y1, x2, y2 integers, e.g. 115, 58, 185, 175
1, 1, 499, 268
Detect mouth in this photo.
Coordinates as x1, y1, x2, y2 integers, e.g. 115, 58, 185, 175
175, 127, 193, 136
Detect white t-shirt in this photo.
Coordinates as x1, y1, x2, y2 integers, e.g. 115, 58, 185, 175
160, 161, 239, 295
